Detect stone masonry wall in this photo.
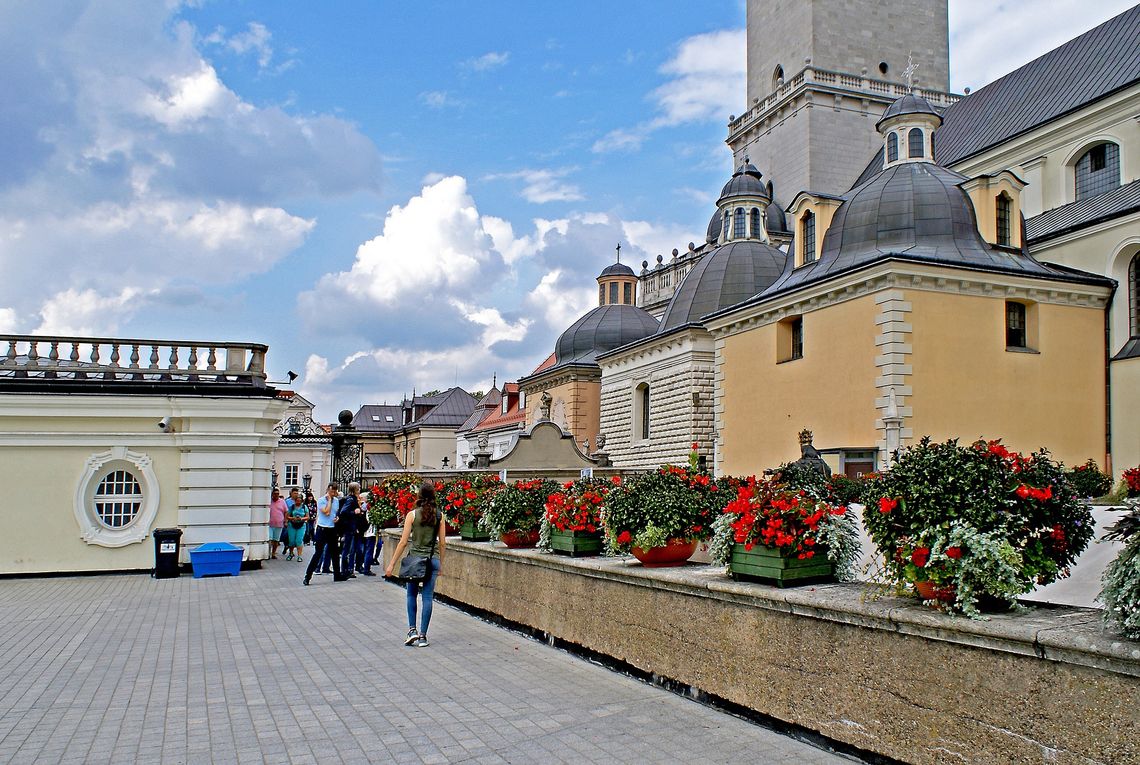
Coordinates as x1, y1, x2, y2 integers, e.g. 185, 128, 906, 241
386, 538, 1140, 765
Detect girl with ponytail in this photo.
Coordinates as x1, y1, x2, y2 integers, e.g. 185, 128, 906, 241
385, 482, 446, 647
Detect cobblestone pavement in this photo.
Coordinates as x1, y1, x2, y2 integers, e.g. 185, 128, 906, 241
0, 554, 860, 765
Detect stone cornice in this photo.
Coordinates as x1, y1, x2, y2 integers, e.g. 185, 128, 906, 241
705, 260, 1113, 340
518, 365, 600, 392
597, 326, 712, 370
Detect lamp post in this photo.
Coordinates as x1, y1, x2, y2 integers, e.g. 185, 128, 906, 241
270, 467, 278, 490
302, 473, 312, 492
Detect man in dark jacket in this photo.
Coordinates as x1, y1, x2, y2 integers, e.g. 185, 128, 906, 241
337, 482, 364, 577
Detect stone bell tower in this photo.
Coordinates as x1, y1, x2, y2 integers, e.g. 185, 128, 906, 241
727, 0, 957, 197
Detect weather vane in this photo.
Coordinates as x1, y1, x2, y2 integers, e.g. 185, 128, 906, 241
903, 52, 919, 92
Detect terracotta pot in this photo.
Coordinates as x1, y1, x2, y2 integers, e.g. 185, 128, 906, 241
914, 579, 956, 602
500, 529, 540, 548
631, 538, 698, 568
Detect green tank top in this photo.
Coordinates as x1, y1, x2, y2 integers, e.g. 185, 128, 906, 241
409, 506, 439, 557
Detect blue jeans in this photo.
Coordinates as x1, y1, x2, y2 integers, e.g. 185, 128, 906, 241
341, 534, 360, 572
360, 537, 376, 573
406, 558, 440, 636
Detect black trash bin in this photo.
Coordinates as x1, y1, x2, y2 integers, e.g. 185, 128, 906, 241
153, 528, 183, 579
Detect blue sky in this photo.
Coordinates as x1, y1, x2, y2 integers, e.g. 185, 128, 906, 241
1, 0, 1133, 419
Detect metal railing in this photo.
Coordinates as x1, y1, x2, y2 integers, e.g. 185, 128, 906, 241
0, 334, 268, 385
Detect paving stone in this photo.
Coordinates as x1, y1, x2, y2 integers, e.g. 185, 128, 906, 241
0, 558, 858, 764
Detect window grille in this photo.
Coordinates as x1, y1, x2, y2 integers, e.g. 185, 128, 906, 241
734, 208, 746, 239
996, 194, 1012, 246
1006, 302, 1027, 348
1075, 143, 1120, 200
94, 470, 143, 528
284, 464, 300, 486
887, 133, 898, 162
908, 128, 924, 158
801, 211, 816, 264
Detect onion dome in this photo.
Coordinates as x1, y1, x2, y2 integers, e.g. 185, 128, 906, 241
554, 304, 659, 366
876, 92, 942, 130
717, 160, 770, 203
658, 239, 786, 333
760, 162, 1058, 297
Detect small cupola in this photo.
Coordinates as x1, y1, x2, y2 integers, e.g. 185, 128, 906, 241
877, 93, 942, 169
597, 244, 638, 306
714, 158, 772, 245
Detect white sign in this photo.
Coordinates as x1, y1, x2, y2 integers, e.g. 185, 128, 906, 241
159, 543, 176, 554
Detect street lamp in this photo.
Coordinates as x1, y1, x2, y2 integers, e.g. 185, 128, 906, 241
302, 473, 312, 491
270, 467, 278, 490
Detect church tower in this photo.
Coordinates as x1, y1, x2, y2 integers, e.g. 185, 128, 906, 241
727, 0, 958, 198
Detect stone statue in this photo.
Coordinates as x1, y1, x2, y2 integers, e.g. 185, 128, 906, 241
595, 433, 607, 451
476, 432, 489, 451
539, 391, 552, 421
792, 428, 832, 478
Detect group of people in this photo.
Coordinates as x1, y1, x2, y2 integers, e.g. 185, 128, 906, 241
271, 480, 446, 648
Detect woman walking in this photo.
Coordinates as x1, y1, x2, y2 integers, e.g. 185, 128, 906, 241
285, 495, 308, 562
268, 488, 287, 559
385, 483, 446, 647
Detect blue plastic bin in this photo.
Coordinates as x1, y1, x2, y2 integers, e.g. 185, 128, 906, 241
189, 542, 243, 578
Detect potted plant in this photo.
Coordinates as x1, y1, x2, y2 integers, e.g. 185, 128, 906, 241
444, 473, 500, 540
1066, 459, 1114, 500
862, 437, 1094, 618
540, 478, 609, 556
481, 478, 559, 548
1122, 466, 1140, 502
709, 476, 860, 586
1098, 506, 1140, 639
603, 460, 726, 567
367, 473, 422, 529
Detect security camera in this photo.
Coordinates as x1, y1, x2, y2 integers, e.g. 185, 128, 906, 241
157, 416, 174, 433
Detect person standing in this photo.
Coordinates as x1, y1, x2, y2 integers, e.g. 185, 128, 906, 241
385, 483, 446, 647
268, 489, 287, 560
337, 482, 363, 577
285, 489, 307, 562
359, 504, 378, 577
304, 491, 317, 547
303, 484, 346, 585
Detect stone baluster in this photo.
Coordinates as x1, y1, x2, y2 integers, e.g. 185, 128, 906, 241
3, 340, 15, 366
149, 345, 160, 370
187, 346, 198, 371
45, 341, 59, 379
26, 340, 39, 368
206, 347, 217, 371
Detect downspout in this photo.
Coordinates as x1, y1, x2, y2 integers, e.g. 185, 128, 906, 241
1104, 299, 1113, 475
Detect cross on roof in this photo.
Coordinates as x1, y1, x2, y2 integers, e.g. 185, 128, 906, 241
903, 52, 919, 92
615, 243, 621, 263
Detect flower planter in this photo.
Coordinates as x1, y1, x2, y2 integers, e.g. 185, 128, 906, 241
500, 529, 540, 548
549, 528, 603, 557
445, 522, 460, 536
459, 519, 490, 542
914, 579, 956, 603
631, 538, 697, 567
728, 543, 834, 587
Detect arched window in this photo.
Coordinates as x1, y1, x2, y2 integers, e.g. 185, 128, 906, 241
996, 193, 1012, 247
1075, 143, 1120, 201
722, 212, 730, 240
908, 128, 924, 158
750, 208, 761, 239
633, 383, 650, 440
1130, 254, 1140, 337
800, 210, 816, 265
773, 65, 784, 90
887, 132, 898, 163
734, 208, 746, 239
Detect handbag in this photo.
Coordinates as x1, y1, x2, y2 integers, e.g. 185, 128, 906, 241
396, 512, 437, 583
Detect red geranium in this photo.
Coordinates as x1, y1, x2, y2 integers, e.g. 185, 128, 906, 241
911, 546, 930, 567
878, 497, 898, 514
544, 478, 608, 533
945, 546, 963, 560
722, 476, 841, 559
616, 530, 632, 545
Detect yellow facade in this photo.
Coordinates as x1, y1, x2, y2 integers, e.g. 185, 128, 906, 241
906, 290, 1106, 466
719, 294, 880, 475
522, 375, 601, 450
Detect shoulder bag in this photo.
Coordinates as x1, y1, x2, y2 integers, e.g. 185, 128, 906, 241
397, 512, 437, 583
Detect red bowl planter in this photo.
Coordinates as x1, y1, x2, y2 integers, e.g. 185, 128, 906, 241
914, 579, 956, 603
500, 529, 540, 548
631, 538, 698, 567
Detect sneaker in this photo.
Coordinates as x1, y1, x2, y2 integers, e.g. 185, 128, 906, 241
285, 553, 293, 561
415, 636, 429, 648
404, 628, 419, 646
302, 577, 310, 586
297, 557, 303, 563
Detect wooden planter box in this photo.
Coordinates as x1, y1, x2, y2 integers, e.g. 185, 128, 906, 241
549, 529, 603, 557
729, 543, 834, 588
459, 519, 490, 542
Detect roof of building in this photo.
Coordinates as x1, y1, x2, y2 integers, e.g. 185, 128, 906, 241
365, 453, 403, 470
471, 384, 527, 433
551, 304, 660, 369
759, 161, 1108, 299
718, 161, 770, 203
933, 5, 1140, 167
352, 404, 402, 433
599, 262, 636, 278
456, 386, 501, 432
1026, 179, 1140, 244
876, 92, 942, 129
658, 239, 787, 333
408, 387, 478, 428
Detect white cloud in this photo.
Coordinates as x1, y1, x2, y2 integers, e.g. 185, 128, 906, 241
34, 287, 147, 336
525, 270, 595, 332
0, 307, 17, 333
464, 51, 510, 72
487, 167, 584, 204
419, 90, 457, 109
622, 220, 699, 263
593, 29, 744, 153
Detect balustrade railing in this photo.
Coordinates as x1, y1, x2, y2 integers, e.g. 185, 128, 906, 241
0, 334, 268, 385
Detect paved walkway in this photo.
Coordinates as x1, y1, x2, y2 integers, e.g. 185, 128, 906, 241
0, 554, 860, 764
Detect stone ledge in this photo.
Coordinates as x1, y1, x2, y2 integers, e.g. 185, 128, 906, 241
421, 535, 1138, 679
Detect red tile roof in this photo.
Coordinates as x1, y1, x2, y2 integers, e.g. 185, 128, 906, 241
530, 353, 556, 375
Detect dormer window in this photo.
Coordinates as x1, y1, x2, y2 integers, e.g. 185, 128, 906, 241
908, 128, 924, 159
887, 132, 898, 163
734, 208, 746, 239
750, 208, 761, 239
1075, 142, 1120, 201
800, 210, 816, 265
996, 193, 1012, 247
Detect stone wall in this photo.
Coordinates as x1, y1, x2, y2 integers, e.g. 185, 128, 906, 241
387, 537, 1140, 765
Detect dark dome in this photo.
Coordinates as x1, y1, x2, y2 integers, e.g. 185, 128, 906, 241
718, 162, 770, 203
555, 304, 659, 366
658, 240, 787, 333
760, 162, 1057, 297
706, 209, 722, 243
876, 93, 942, 130
766, 201, 788, 235
599, 262, 636, 278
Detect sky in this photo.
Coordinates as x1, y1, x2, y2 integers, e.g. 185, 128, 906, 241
2, 0, 1134, 420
